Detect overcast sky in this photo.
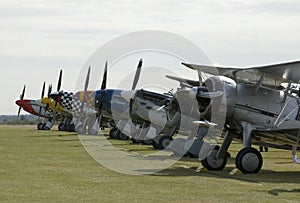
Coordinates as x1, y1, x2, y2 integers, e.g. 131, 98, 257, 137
1, 0, 300, 114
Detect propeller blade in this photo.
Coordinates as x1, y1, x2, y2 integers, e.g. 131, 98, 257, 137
20, 85, 26, 100
57, 69, 63, 92
41, 82, 45, 99
84, 66, 91, 93
48, 84, 52, 98
17, 85, 26, 118
156, 105, 166, 112
17, 106, 22, 118
193, 120, 218, 128
80, 67, 91, 113
132, 58, 143, 90
101, 61, 108, 90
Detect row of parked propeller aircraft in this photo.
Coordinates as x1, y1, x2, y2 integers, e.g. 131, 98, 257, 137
16, 58, 300, 174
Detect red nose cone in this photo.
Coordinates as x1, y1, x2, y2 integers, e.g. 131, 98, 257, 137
16, 99, 29, 107
15, 99, 39, 116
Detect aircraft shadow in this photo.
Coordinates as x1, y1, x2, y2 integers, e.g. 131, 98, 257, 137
148, 167, 300, 184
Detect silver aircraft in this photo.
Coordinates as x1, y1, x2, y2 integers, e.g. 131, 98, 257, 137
173, 60, 300, 173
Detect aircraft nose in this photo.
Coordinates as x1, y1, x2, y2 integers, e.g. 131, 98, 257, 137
15, 99, 38, 115
50, 92, 59, 101
15, 100, 23, 107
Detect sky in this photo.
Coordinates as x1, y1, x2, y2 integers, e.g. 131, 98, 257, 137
1, 0, 300, 115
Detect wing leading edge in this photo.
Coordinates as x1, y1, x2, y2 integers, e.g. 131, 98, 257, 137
182, 60, 300, 87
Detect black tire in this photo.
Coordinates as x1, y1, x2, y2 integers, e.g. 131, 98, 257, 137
158, 136, 173, 150
43, 124, 50, 130
152, 141, 160, 149
141, 139, 153, 145
37, 123, 44, 130
235, 147, 263, 174
67, 124, 75, 132
117, 130, 129, 140
58, 123, 65, 131
201, 149, 227, 171
109, 128, 118, 139
131, 138, 142, 144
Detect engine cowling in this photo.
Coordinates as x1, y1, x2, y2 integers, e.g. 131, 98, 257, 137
203, 76, 237, 118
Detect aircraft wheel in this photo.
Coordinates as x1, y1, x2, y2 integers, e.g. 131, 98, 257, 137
109, 128, 118, 139
158, 136, 173, 150
152, 141, 160, 149
67, 124, 75, 132
37, 123, 44, 130
58, 123, 65, 131
141, 139, 153, 145
117, 130, 129, 140
235, 147, 263, 174
43, 124, 50, 130
131, 138, 142, 144
201, 148, 227, 171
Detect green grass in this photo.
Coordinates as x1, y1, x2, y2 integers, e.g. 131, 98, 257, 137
1, 125, 300, 202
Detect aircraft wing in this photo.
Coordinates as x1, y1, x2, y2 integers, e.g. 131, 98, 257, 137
165, 75, 200, 86
182, 60, 300, 87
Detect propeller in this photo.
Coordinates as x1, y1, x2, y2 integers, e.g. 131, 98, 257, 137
80, 66, 91, 114
192, 120, 218, 128
120, 58, 144, 102
17, 85, 26, 118
47, 84, 52, 98
20, 85, 26, 100
156, 86, 223, 113
38, 81, 46, 117
101, 61, 107, 90
41, 82, 45, 99
54, 70, 63, 113
132, 58, 143, 90
57, 69, 62, 92
156, 105, 166, 112
96, 62, 108, 124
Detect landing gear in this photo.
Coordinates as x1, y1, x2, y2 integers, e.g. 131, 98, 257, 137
37, 123, 44, 130
67, 124, 75, 132
201, 146, 227, 171
141, 139, 153, 145
117, 130, 129, 140
109, 128, 118, 139
131, 138, 141, 144
235, 147, 263, 174
108, 127, 129, 140
153, 136, 173, 150
58, 123, 65, 131
37, 122, 50, 130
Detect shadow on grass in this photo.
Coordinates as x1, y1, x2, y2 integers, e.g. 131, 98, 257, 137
149, 166, 300, 184
267, 188, 300, 196
29, 133, 77, 138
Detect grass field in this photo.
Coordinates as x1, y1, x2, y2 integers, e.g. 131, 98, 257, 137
1, 125, 300, 202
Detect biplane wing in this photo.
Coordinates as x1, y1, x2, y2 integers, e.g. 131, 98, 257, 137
182, 60, 300, 87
